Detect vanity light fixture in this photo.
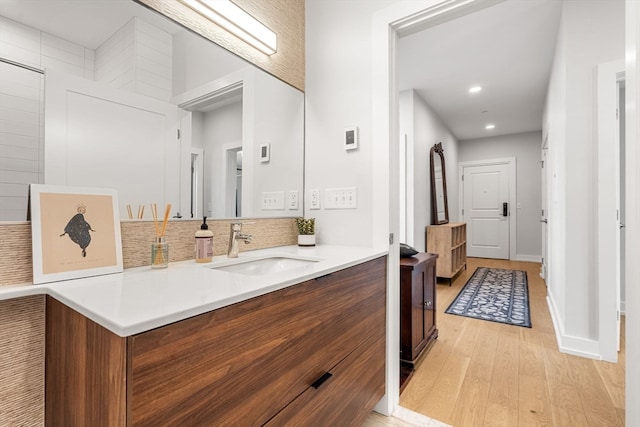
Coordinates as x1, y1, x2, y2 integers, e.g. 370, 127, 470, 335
485, 124, 496, 130
468, 85, 482, 94
179, 0, 277, 55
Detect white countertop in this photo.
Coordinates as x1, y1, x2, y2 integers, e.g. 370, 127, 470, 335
0, 245, 387, 337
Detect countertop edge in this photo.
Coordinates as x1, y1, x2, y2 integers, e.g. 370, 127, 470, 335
1, 245, 389, 337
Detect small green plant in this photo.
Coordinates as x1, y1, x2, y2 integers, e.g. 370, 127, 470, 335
296, 217, 315, 235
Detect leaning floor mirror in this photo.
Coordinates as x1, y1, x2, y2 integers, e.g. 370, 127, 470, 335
430, 142, 449, 225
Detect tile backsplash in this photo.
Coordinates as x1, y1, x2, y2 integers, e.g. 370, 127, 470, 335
0, 218, 297, 287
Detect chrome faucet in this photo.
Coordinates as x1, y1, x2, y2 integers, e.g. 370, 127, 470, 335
227, 222, 253, 258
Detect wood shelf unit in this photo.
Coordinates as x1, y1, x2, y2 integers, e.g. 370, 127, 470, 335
426, 222, 467, 281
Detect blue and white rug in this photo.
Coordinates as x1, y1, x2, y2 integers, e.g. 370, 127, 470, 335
444, 267, 531, 328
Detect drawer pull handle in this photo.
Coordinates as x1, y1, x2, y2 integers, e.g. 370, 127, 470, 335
311, 372, 333, 389
424, 300, 432, 308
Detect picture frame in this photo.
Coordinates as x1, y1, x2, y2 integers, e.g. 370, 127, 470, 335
30, 184, 123, 284
344, 125, 359, 151
260, 143, 271, 163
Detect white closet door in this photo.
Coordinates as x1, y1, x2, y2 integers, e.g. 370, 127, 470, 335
45, 70, 180, 218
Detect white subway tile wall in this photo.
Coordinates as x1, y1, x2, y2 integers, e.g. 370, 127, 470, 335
0, 16, 95, 220
95, 17, 172, 101
94, 18, 136, 90
0, 14, 174, 220
133, 17, 172, 101
0, 62, 42, 221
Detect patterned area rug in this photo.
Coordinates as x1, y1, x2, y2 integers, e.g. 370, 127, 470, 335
445, 267, 531, 328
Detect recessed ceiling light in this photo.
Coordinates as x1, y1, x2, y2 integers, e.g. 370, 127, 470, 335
469, 86, 482, 94
485, 124, 496, 130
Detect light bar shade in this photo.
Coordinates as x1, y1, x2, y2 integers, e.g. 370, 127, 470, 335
179, 0, 277, 55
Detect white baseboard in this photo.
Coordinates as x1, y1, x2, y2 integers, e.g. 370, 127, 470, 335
546, 294, 602, 360
621, 301, 626, 315
393, 406, 451, 427
515, 254, 542, 263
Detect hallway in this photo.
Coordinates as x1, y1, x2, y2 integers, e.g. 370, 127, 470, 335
398, 258, 625, 426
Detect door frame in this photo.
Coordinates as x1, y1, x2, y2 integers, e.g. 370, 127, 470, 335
596, 59, 624, 362
458, 157, 517, 260
371, 0, 509, 415
541, 140, 549, 281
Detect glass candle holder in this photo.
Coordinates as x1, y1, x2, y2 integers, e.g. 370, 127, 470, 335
151, 236, 169, 269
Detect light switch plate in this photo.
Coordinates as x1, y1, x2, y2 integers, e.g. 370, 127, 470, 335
309, 189, 320, 210
287, 190, 298, 210
261, 191, 285, 210
325, 187, 357, 209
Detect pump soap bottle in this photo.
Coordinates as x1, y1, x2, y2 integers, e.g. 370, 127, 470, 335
195, 217, 214, 263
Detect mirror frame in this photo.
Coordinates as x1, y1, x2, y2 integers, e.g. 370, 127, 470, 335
429, 142, 449, 225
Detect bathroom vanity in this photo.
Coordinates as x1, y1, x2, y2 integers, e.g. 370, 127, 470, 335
41, 246, 387, 426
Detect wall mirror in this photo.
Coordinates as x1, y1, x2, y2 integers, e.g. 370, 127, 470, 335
0, 0, 304, 222
430, 142, 449, 225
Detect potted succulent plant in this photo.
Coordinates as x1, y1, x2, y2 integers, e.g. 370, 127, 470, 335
295, 217, 316, 247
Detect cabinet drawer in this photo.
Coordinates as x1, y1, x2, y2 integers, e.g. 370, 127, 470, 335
264, 330, 386, 426
128, 256, 387, 426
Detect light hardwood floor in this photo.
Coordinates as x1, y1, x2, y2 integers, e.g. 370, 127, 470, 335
395, 257, 626, 427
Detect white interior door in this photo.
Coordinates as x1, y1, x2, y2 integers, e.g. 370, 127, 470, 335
44, 70, 182, 218
462, 162, 510, 259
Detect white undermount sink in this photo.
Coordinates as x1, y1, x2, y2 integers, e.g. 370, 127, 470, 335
210, 254, 321, 276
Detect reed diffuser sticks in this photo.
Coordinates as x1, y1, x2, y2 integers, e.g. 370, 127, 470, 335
151, 203, 172, 268
151, 203, 172, 237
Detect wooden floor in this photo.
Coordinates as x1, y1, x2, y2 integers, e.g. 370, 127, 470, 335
398, 258, 626, 427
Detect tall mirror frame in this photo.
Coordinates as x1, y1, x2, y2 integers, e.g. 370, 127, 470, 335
430, 142, 449, 225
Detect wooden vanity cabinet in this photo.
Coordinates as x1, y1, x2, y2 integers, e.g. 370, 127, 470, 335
399, 252, 438, 367
45, 256, 387, 427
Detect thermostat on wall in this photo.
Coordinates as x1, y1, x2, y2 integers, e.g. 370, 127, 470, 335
345, 126, 359, 151
260, 143, 270, 162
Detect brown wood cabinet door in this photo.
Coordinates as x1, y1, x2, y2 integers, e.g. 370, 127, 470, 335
400, 253, 438, 365
127, 257, 387, 427
410, 261, 428, 359
423, 258, 436, 347
263, 331, 386, 426
45, 297, 127, 427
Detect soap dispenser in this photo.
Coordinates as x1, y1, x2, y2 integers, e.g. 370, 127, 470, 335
195, 217, 214, 263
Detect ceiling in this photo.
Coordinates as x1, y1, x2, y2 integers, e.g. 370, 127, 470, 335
398, 0, 563, 141
2, 0, 562, 142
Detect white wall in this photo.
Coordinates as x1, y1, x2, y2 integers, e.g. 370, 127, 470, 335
459, 131, 542, 260
249, 69, 304, 218
305, 0, 397, 246
544, 0, 624, 353
200, 102, 243, 219
172, 28, 249, 97
400, 90, 459, 252
625, 3, 640, 423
